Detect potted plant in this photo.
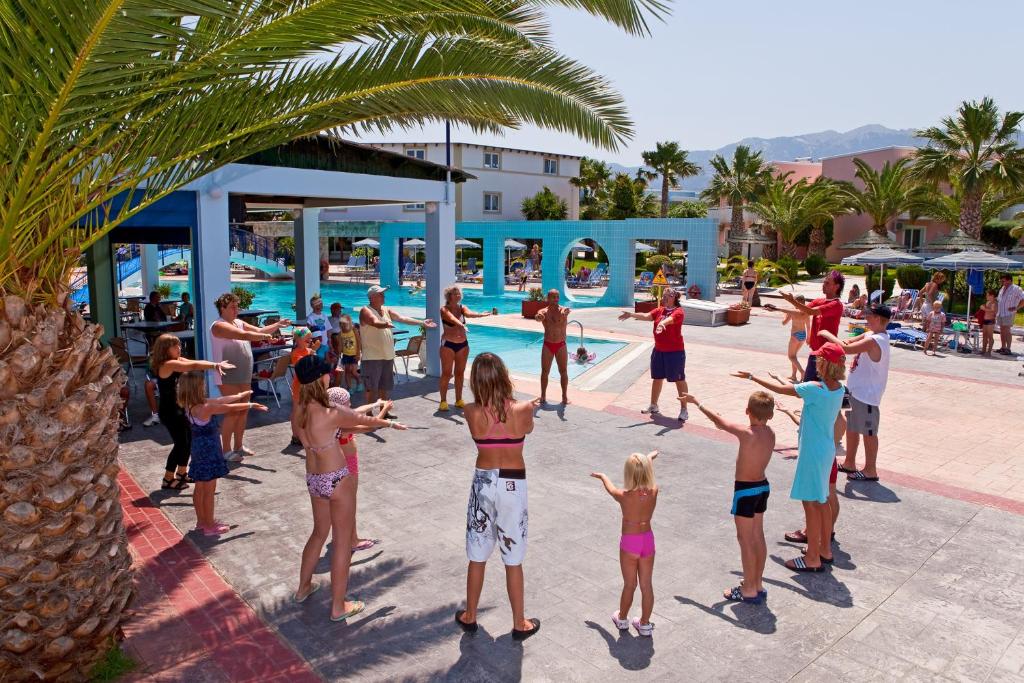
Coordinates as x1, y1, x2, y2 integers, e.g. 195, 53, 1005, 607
521, 286, 547, 318
726, 300, 751, 325
634, 283, 662, 314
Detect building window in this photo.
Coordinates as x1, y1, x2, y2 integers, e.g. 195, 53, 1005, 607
543, 158, 558, 175
903, 226, 924, 251
405, 148, 425, 160
403, 202, 425, 211
483, 192, 501, 213
483, 151, 501, 169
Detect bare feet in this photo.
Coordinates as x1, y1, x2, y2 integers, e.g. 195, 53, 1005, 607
561, 395, 570, 405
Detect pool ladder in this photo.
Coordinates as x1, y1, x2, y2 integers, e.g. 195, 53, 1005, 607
569, 319, 585, 353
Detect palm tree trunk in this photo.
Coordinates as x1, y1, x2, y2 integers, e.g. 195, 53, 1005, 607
872, 222, 887, 236
0, 301, 134, 679
761, 226, 778, 261
660, 178, 669, 218
727, 203, 744, 257
960, 191, 983, 238
808, 224, 826, 258
780, 239, 799, 259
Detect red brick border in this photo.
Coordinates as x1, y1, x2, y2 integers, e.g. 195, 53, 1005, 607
603, 404, 1024, 516
117, 470, 321, 682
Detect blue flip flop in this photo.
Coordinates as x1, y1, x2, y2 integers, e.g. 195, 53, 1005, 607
724, 586, 764, 604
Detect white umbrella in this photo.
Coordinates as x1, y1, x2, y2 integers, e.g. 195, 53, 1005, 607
505, 239, 527, 274
840, 247, 923, 301
635, 242, 657, 253
454, 238, 479, 268
352, 238, 379, 247
922, 250, 1023, 322
570, 242, 594, 253
404, 238, 426, 248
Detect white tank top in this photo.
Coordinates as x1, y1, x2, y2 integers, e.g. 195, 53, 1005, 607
846, 331, 890, 406
210, 318, 250, 386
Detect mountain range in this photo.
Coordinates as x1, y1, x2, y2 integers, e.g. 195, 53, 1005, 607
609, 124, 924, 193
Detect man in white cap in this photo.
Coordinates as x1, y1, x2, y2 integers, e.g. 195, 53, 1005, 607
358, 285, 436, 413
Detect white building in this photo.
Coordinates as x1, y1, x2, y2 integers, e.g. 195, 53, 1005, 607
321, 142, 581, 222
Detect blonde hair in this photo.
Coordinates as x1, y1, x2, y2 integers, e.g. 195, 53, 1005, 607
444, 285, 462, 304
470, 353, 514, 423
816, 357, 847, 382
747, 391, 775, 422
149, 334, 181, 375
932, 272, 946, 284
623, 452, 656, 491
176, 371, 207, 412
296, 379, 330, 431
215, 292, 239, 313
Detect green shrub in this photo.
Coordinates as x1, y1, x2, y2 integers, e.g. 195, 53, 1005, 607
644, 254, 673, 274
895, 265, 929, 291
775, 255, 801, 283
155, 283, 172, 299
231, 285, 255, 309
865, 269, 895, 301
803, 254, 828, 278
526, 286, 545, 302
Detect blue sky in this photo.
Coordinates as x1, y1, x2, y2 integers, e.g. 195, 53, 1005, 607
351, 0, 1024, 165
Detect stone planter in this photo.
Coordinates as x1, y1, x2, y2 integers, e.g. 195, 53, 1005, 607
634, 300, 658, 314
521, 300, 546, 318
726, 307, 750, 326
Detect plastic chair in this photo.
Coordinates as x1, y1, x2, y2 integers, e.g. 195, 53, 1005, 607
394, 335, 424, 381
634, 271, 654, 291
253, 353, 290, 407
109, 337, 148, 388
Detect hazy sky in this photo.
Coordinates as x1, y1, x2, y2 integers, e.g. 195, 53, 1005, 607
351, 0, 1024, 166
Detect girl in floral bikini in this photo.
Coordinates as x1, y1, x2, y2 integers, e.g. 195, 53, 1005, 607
591, 451, 660, 637
782, 295, 809, 381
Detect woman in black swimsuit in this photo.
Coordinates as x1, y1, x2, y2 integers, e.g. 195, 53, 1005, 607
741, 260, 757, 305
438, 285, 495, 411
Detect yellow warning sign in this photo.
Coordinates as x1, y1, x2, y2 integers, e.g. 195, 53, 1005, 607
652, 270, 668, 285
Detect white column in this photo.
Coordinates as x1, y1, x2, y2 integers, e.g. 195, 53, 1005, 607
424, 199, 456, 376
195, 190, 231, 362
140, 243, 160, 294
295, 207, 321, 321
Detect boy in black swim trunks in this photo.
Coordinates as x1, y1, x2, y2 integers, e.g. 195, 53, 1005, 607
680, 391, 776, 604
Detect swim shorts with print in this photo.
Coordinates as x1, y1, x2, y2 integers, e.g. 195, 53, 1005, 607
466, 468, 528, 566
731, 479, 770, 518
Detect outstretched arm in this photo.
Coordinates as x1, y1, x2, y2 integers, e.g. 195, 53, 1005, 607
779, 292, 821, 317
618, 310, 654, 322
589, 472, 623, 501
679, 394, 748, 438
731, 371, 799, 397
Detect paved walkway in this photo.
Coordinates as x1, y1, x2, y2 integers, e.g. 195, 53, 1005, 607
116, 354, 1024, 681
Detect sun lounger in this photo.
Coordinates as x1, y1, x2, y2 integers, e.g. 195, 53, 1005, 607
634, 271, 653, 291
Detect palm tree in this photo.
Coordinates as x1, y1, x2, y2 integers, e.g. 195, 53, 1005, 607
570, 157, 613, 205
0, 0, 663, 676
907, 181, 1024, 233
804, 178, 851, 258
842, 158, 917, 236
640, 141, 701, 217
700, 145, 773, 255
747, 176, 813, 259
912, 98, 1024, 238
521, 187, 569, 220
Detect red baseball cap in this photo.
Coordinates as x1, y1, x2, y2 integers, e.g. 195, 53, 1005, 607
811, 341, 846, 364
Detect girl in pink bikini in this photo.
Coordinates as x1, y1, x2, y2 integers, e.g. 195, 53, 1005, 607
590, 451, 660, 637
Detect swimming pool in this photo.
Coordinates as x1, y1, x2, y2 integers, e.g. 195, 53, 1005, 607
164, 280, 623, 378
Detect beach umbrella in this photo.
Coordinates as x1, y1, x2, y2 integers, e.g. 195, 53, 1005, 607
838, 229, 902, 251
922, 250, 1023, 324
841, 247, 922, 301
921, 228, 993, 253
454, 238, 479, 268
504, 239, 527, 273
635, 242, 657, 253
570, 242, 594, 253
404, 238, 426, 248
726, 228, 775, 259
352, 238, 379, 247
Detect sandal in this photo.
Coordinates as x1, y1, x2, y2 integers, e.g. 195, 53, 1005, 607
512, 618, 541, 641
785, 557, 824, 573
724, 586, 763, 604
847, 470, 879, 482
455, 610, 478, 633
783, 530, 807, 544
161, 476, 188, 490
351, 539, 379, 553
294, 581, 322, 604
836, 464, 857, 474
330, 600, 365, 622
176, 473, 194, 484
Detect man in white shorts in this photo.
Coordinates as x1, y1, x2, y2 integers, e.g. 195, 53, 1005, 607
996, 274, 1024, 355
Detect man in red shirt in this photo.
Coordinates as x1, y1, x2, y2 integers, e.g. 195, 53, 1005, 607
619, 287, 690, 422
779, 270, 845, 382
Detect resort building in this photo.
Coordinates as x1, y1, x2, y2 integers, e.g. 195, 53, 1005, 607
320, 142, 582, 222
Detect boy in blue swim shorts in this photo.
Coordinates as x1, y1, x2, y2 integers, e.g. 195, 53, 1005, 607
680, 391, 776, 604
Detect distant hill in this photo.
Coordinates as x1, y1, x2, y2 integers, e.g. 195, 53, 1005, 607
610, 124, 924, 192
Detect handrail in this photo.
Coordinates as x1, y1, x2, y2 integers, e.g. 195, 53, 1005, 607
230, 225, 277, 264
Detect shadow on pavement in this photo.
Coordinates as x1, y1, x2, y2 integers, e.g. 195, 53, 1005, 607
839, 481, 901, 504
675, 596, 777, 635
765, 557, 853, 608
585, 620, 654, 670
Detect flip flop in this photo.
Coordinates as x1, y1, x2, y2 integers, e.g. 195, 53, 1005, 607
785, 557, 824, 573
724, 586, 763, 604
455, 610, 478, 633
351, 539, 379, 553
847, 470, 880, 481
330, 600, 365, 622
783, 530, 808, 544
836, 464, 857, 474
512, 618, 541, 641
294, 581, 322, 604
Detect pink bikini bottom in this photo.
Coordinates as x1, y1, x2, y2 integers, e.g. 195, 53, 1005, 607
620, 531, 655, 558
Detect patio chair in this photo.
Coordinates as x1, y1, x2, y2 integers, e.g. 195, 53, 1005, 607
868, 289, 884, 305
343, 254, 359, 271
892, 289, 918, 320
394, 335, 424, 381
253, 353, 290, 408
400, 261, 415, 282
109, 337, 148, 388
634, 271, 654, 291
466, 258, 478, 274
587, 263, 607, 287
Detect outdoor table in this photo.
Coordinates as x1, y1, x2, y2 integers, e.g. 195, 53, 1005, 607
238, 309, 277, 321
121, 320, 181, 351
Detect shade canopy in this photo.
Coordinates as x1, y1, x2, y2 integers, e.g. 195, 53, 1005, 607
921, 228, 992, 253
840, 248, 923, 266
635, 242, 657, 253
922, 250, 1023, 271
352, 238, 379, 247
570, 242, 594, 252
454, 238, 480, 248
505, 239, 527, 250
403, 238, 426, 248
726, 228, 775, 245
838, 229, 901, 251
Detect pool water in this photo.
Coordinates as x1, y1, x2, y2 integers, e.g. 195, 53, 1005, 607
164, 280, 623, 378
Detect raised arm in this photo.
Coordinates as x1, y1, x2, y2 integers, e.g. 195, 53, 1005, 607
206, 390, 252, 405
731, 371, 799, 397
389, 309, 436, 329
618, 310, 654, 322
589, 472, 624, 501
779, 291, 821, 317
462, 306, 492, 319
239, 317, 292, 335
360, 307, 392, 329
160, 358, 232, 377
332, 404, 407, 431
212, 320, 271, 342
679, 394, 748, 438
